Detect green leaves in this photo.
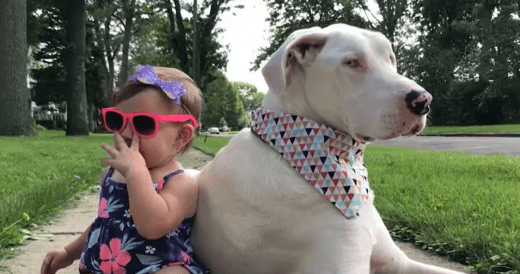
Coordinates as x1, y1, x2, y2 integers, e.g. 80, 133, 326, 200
201, 71, 249, 130
253, 0, 369, 70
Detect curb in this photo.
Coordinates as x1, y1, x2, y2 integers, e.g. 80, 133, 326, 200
421, 133, 520, 137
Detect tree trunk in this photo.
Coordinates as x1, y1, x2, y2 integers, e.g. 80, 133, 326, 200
105, 12, 116, 100
118, 0, 135, 85
478, 0, 494, 83
0, 0, 31, 136
88, 103, 96, 132
62, 0, 89, 136
93, 15, 112, 104
199, 0, 225, 83
171, 0, 189, 72
193, 0, 200, 85
102, 4, 118, 100
105, 13, 117, 101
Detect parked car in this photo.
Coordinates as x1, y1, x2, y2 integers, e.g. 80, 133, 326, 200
220, 125, 230, 132
207, 127, 220, 134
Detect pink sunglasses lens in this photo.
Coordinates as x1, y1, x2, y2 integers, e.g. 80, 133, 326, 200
105, 111, 124, 132
132, 115, 156, 136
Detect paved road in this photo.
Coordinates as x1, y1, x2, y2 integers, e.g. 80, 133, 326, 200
375, 136, 520, 156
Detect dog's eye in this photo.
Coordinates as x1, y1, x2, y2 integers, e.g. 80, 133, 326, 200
343, 59, 360, 68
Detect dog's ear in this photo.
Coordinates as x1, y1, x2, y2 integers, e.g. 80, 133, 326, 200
262, 30, 327, 92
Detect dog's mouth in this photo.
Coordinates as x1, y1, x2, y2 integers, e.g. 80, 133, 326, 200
355, 134, 375, 143
357, 123, 424, 142
404, 124, 423, 136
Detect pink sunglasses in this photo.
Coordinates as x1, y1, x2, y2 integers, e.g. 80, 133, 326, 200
101, 108, 198, 139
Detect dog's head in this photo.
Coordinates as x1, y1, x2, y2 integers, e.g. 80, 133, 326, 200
261, 24, 432, 142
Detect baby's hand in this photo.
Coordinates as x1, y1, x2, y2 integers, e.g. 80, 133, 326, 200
100, 133, 147, 178
40, 248, 74, 274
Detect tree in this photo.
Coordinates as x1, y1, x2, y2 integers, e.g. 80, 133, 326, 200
161, 0, 230, 87
475, 0, 520, 124
117, 0, 138, 84
130, 8, 179, 68
253, 0, 368, 70
233, 82, 264, 112
165, 0, 189, 71
86, 19, 110, 131
31, 3, 109, 131
356, 0, 410, 59
31, 6, 67, 106
0, 0, 31, 136
398, 0, 477, 125
89, 0, 121, 98
58, 0, 89, 135
202, 71, 247, 129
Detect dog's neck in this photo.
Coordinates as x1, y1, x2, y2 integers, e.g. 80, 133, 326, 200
262, 80, 328, 127
252, 107, 371, 218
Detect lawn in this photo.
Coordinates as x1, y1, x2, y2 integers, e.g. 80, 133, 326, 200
422, 124, 520, 135
193, 135, 232, 156
366, 145, 520, 273
0, 130, 111, 260
1, 132, 519, 273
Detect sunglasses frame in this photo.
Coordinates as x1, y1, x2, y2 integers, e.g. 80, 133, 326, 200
101, 108, 198, 139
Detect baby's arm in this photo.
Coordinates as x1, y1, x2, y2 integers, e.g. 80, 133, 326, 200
100, 133, 198, 240
125, 170, 198, 240
40, 224, 91, 274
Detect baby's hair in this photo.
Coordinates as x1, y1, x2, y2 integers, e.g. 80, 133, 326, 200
111, 66, 203, 154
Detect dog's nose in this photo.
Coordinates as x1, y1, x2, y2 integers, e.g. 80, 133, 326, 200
405, 90, 432, 116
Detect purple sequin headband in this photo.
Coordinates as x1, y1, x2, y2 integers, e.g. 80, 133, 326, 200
128, 65, 187, 104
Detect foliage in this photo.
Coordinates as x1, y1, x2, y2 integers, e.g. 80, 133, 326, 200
28, 0, 235, 134
258, 0, 520, 126
30, 5, 107, 109
134, 0, 231, 89
233, 82, 265, 112
201, 70, 247, 130
399, 0, 520, 125
30, 6, 67, 105
253, 0, 369, 70
130, 9, 180, 68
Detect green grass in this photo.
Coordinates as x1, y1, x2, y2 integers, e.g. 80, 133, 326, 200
193, 135, 232, 156
2, 131, 519, 272
367, 145, 520, 273
0, 130, 111, 261
423, 124, 520, 135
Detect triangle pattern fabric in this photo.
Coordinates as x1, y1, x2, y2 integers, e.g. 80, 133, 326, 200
252, 108, 371, 219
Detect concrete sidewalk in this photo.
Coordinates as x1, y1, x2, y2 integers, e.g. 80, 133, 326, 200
1, 148, 474, 274
375, 136, 520, 156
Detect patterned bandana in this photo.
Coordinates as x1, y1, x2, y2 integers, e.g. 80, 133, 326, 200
252, 108, 371, 218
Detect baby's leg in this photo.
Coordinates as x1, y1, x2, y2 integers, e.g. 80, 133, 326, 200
155, 265, 190, 274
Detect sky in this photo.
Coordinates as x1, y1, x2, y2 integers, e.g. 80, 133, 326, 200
215, 0, 271, 93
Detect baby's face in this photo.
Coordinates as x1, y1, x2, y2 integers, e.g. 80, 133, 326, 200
114, 88, 183, 169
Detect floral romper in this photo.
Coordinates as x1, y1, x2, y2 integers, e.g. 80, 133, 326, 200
79, 168, 208, 274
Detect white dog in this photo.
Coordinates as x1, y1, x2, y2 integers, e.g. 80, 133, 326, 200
191, 24, 462, 274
